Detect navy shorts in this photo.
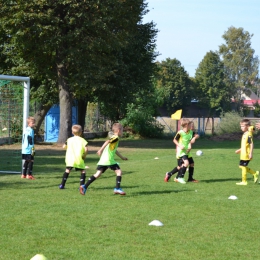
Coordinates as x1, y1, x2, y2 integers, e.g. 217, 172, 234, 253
22, 154, 34, 160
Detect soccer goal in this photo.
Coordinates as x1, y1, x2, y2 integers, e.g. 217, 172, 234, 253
0, 75, 30, 174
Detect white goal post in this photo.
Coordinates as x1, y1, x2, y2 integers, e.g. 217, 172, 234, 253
0, 75, 30, 174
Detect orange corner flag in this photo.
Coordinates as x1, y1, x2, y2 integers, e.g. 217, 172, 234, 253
171, 109, 182, 120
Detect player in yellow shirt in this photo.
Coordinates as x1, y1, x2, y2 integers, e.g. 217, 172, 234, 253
235, 119, 259, 185
59, 125, 88, 189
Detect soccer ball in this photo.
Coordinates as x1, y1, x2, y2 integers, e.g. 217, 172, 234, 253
30, 254, 47, 260
196, 150, 203, 156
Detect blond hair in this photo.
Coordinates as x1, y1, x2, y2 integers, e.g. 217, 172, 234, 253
27, 116, 35, 124
112, 123, 123, 132
180, 118, 190, 127
72, 124, 82, 136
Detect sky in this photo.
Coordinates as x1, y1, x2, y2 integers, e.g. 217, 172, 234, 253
142, 0, 260, 77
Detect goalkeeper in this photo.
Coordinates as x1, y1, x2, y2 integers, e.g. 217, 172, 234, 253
21, 117, 36, 180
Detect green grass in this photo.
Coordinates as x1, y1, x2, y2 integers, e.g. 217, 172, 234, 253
1, 138, 260, 260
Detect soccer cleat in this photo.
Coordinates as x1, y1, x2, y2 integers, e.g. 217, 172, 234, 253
26, 175, 35, 180
21, 175, 26, 179
114, 188, 126, 195
236, 181, 247, 185
164, 172, 170, 182
174, 178, 186, 184
253, 171, 259, 183
187, 179, 199, 183
59, 185, 65, 189
79, 185, 86, 195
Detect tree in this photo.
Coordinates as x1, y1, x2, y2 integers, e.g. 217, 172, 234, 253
154, 58, 192, 114
0, 0, 152, 143
195, 51, 231, 115
219, 26, 259, 111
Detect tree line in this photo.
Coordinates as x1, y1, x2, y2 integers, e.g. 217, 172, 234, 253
0, 1, 259, 140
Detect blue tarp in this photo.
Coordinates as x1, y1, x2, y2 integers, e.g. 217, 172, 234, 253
45, 105, 78, 142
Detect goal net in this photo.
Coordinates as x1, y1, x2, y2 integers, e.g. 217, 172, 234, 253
0, 75, 30, 174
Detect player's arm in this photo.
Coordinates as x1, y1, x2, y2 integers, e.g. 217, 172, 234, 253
173, 133, 184, 150
97, 140, 110, 156
62, 141, 67, 149
235, 148, 241, 154
116, 150, 128, 160
248, 136, 253, 159
82, 145, 88, 160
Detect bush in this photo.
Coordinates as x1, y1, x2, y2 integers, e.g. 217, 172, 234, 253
215, 111, 242, 135
121, 104, 164, 138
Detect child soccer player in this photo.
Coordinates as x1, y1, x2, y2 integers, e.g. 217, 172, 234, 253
235, 119, 259, 185
79, 123, 128, 196
21, 117, 36, 179
59, 124, 88, 189
164, 121, 199, 183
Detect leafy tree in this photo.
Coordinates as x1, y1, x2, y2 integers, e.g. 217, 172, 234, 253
0, 0, 153, 143
195, 51, 231, 116
219, 26, 259, 111
154, 58, 192, 115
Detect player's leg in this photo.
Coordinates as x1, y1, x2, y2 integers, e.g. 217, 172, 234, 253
112, 164, 126, 195
79, 166, 106, 195
165, 159, 180, 182
236, 161, 248, 185
22, 159, 29, 178
175, 157, 188, 184
26, 158, 35, 180
187, 157, 198, 182
245, 166, 259, 183
59, 167, 72, 189
80, 170, 86, 185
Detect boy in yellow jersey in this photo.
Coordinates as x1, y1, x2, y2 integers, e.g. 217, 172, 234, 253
59, 125, 88, 189
79, 123, 128, 195
235, 119, 259, 185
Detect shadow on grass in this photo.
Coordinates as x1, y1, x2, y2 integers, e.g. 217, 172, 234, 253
201, 178, 240, 183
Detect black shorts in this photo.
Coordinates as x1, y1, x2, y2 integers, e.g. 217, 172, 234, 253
239, 160, 250, 166
22, 154, 34, 160
97, 164, 120, 173
188, 157, 194, 165
66, 167, 85, 171
177, 156, 194, 167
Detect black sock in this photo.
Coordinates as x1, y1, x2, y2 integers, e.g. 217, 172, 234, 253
116, 176, 122, 189
188, 167, 194, 180
28, 161, 34, 175
80, 173, 86, 185
177, 167, 187, 178
61, 172, 69, 186
168, 167, 178, 176
22, 160, 29, 175
85, 175, 96, 188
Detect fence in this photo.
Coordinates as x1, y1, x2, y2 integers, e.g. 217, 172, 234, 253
157, 117, 221, 135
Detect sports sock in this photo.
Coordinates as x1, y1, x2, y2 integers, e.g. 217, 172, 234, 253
22, 160, 29, 175
85, 175, 96, 188
116, 176, 122, 189
188, 166, 194, 180
80, 173, 86, 185
61, 172, 69, 186
246, 166, 255, 175
168, 167, 178, 176
179, 166, 187, 178
28, 161, 34, 175
239, 166, 247, 182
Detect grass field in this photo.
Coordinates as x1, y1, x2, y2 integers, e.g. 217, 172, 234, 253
1, 138, 260, 260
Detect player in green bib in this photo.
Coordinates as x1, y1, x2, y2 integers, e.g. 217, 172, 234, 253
80, 123, 128, 196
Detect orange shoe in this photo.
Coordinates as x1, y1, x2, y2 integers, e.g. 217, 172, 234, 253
26, 175, 35, 180
21, 175, 26, 179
